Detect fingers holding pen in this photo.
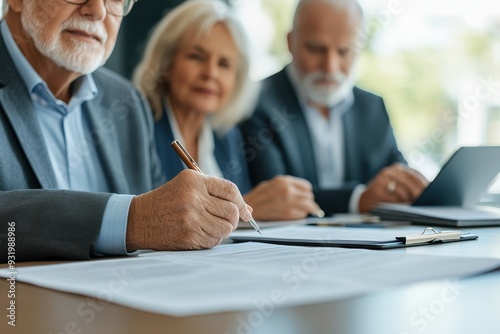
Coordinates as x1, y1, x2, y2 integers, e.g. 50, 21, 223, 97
126, 170, 251, 252
204, 174, 253, 223
271, 176, 323, 218
204, 197, 240, 234
171, 141, 260, 235
244, 175, 322, 221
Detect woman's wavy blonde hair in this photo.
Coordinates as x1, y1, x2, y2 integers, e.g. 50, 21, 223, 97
133, 0, 258, 134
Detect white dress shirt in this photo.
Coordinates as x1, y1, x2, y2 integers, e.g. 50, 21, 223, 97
165, 98, 223, 178
287, 66, 366, 212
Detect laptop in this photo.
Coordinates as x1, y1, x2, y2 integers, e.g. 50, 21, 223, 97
372, 146, 500, 227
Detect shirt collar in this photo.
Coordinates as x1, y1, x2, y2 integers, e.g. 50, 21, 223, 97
1, 20, 98, 108
285, 64, 354, 117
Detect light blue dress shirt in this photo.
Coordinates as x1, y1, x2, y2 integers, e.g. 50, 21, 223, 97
1, 21, 132, 255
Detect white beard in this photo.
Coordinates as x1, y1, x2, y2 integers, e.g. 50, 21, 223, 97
299, 70, 355, 107
21, 1, 109, 74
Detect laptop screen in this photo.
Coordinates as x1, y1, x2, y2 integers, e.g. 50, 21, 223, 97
413, 146, 500, 207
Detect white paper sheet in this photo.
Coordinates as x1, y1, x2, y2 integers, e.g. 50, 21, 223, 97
1, 242, 499, 316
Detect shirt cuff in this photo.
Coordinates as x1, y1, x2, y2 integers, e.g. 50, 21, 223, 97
348, 184, 367, 213
95, 194, 135, 255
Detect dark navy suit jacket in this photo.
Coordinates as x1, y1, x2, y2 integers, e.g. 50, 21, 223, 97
239, 67, 406, 214
155, 109, 252, 194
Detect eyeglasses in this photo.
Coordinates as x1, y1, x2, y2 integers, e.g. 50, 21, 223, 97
62, 0, 138, 17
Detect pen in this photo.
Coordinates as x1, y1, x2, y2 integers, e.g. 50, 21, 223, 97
171, 140, 262, 235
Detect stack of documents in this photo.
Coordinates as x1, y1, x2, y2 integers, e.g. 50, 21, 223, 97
1, 241, 499, 316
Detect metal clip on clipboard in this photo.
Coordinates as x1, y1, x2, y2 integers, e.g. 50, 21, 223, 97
396, 227, 462, 245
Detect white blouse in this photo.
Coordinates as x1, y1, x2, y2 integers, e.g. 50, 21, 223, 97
165, 99, 223, 178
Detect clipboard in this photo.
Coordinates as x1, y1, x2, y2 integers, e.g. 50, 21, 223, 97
230, 227, 478, 250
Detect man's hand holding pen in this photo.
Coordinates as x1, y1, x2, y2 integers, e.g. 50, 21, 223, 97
171, 140, 262, 234
126, 170, 253, 252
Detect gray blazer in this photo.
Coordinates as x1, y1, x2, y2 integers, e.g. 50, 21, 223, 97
0, 33, 165, 262
239, 67, 406, 214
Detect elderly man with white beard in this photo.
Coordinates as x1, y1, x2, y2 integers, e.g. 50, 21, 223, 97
0, 0, 253, 262
240, 0, 428, 215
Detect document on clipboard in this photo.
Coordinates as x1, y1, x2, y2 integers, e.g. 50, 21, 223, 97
229, 225, 478, 250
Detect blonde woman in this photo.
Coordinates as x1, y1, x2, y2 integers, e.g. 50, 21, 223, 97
134, 0, 322, 221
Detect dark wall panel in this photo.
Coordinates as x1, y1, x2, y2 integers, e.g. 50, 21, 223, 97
106, 0, 229, 79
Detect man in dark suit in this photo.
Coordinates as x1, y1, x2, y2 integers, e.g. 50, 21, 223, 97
240, 0, 427, 215
0, 0, 252, 262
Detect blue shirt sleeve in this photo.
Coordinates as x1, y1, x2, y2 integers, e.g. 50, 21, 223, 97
95, 194, 135, 255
